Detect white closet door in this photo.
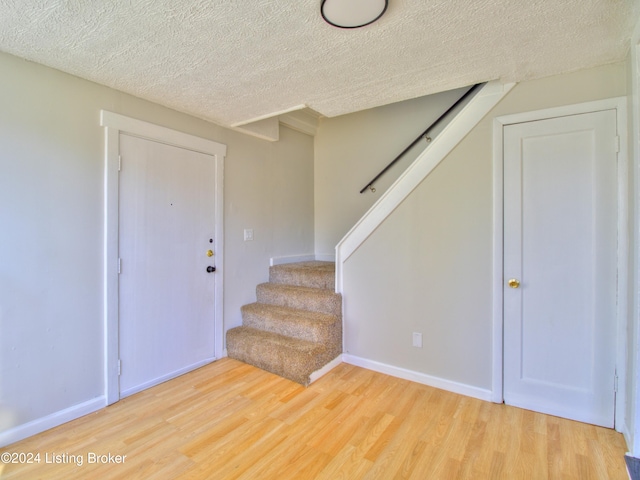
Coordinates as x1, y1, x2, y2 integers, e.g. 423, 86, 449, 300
503, 110, 618, 427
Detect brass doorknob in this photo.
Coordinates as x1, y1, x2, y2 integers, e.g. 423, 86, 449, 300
206, 250, 214, 257
508, 278, 520, 289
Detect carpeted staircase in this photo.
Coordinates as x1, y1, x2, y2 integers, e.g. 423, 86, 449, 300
226, 261, 342, 386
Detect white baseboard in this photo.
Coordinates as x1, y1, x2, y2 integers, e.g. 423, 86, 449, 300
309, 355, 343, 384
343, 354, 494, 402
315, 254, 336, 262
270, 255, 316, 266
0, 396, 106, 448
120, 357, 216, 398
622, 423, 634, 454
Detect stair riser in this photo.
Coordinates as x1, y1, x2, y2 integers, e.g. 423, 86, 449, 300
269, 268, 334, 289
227, 327, 340, 386
241, 308, 336, 343
256, 284, 341, 316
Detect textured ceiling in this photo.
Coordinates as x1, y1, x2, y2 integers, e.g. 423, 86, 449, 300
0, 1, 637, 128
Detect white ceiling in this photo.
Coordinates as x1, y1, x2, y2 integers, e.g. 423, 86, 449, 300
0, 1, 637, 128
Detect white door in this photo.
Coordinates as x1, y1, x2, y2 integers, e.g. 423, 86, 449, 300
503, 110, 618, 427
118, 133, 218, 397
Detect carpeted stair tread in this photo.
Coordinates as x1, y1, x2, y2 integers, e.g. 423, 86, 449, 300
241, 302, 339, 343
269, 261, 335, 289
226, 326, 328, 386
256, 282, 341, 316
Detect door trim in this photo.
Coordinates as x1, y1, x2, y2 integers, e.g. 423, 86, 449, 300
100, 111, 226, 405
491, 97, 628, 430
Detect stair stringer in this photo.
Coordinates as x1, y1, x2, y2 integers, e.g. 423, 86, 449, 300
335, 81, 515, 294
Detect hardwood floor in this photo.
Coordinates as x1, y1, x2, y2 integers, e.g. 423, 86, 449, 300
0, 358, 629, 479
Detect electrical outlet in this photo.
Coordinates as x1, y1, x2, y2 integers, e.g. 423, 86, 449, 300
244, 228, 254, 241
412, 332, 422, 348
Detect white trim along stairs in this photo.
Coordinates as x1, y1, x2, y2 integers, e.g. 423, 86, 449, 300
336, 81, 515, 291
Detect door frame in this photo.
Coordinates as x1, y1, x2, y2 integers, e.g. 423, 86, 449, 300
100, 111, 226, 405
491, 97, 628, 430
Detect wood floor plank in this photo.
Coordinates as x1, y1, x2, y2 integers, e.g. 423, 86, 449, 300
265, 444, 333, 480
0, 358, 629, 479
314, 444, 373, 480
361, 394, 430, 479
390, 439, 428, 480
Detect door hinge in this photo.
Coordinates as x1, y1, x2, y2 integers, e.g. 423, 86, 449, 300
118, 155, 122, 171
614, 136, 620, 153
118, 258, 122, 274
614, 373, 618, 393
117, 359, 121, 376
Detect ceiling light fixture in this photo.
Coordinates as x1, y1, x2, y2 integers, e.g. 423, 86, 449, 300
321, 0, 389, 29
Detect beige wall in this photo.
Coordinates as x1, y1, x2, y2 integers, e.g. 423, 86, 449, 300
314, 86, 471, 256
337, 63, 627, 391
0, 51, 314, 438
